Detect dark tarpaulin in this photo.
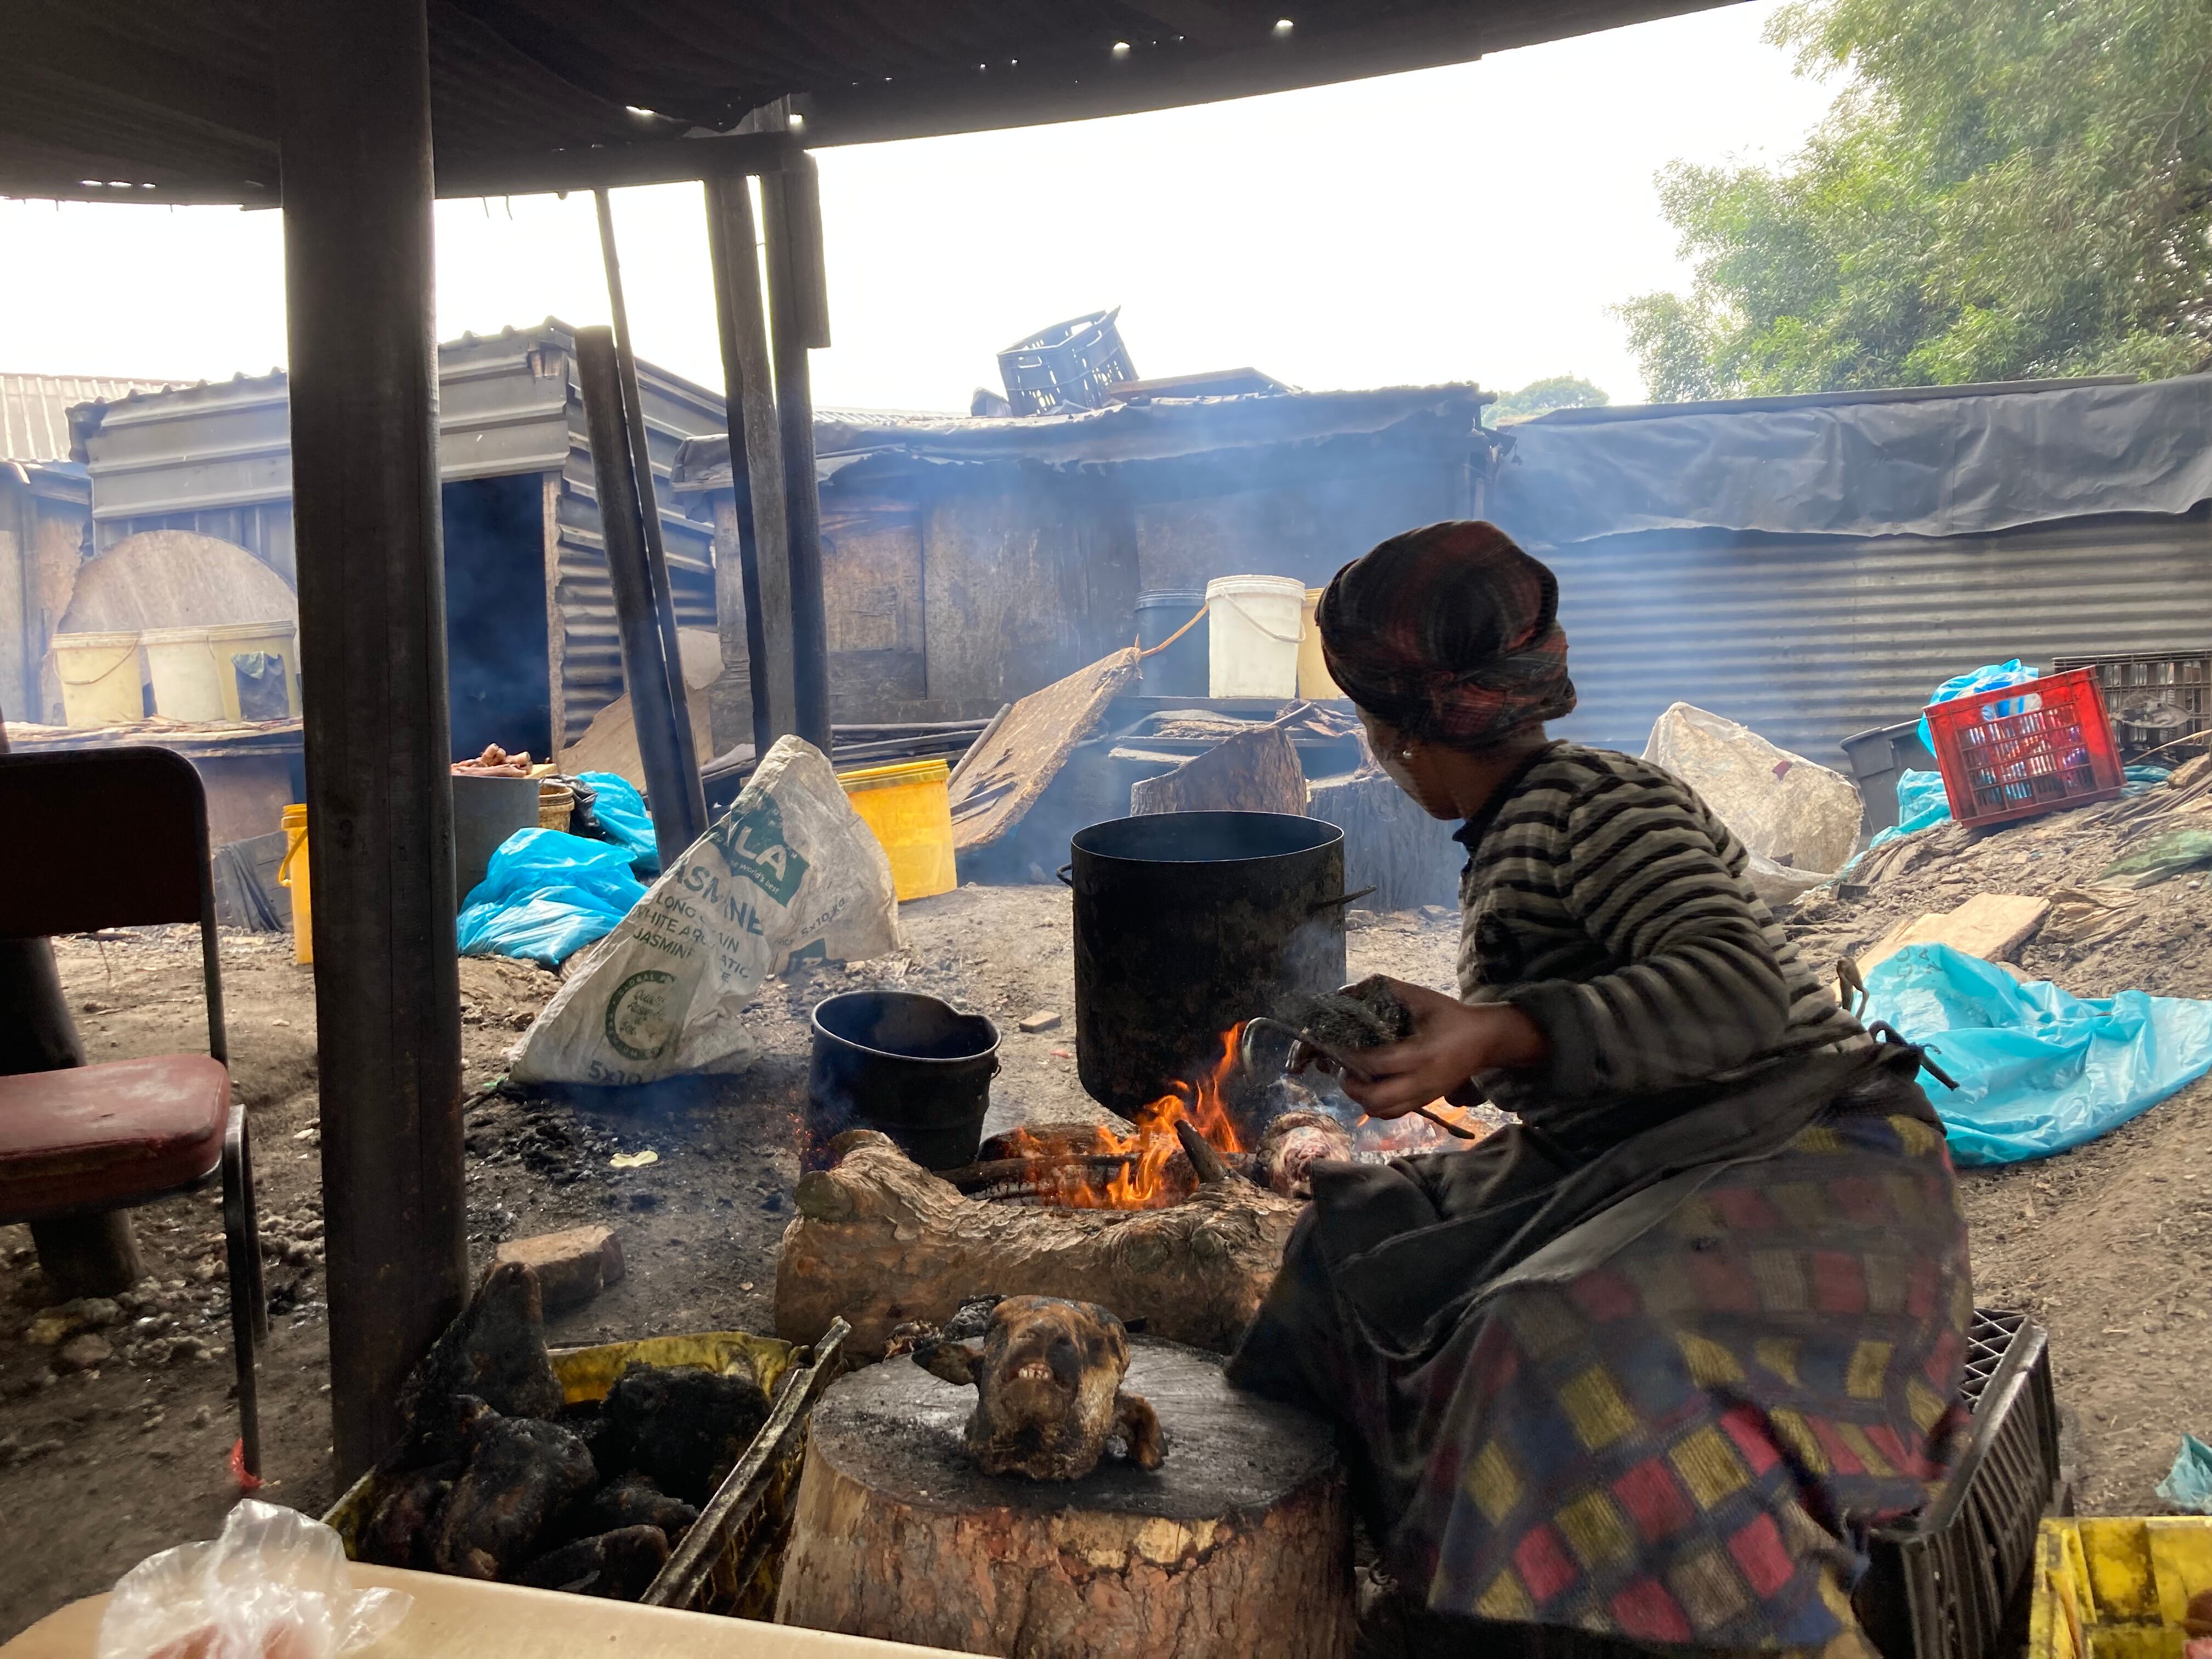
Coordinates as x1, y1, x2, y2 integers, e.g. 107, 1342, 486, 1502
1491, 374, 2212, 547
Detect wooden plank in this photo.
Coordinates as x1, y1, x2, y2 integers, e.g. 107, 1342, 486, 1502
1129, 725, 1305, 816
1857, 891, 2053, 977
950, 648, 1138, 855
1305, 766, 1464, 912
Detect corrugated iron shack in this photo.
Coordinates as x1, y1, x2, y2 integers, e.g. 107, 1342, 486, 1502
672, 384, 1498, 736
65, 321, 725, 758
1489, 374, 2212, 763
2, 374, 184, 722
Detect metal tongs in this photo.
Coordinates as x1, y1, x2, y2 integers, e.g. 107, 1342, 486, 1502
1239, 1016, 1482, 1139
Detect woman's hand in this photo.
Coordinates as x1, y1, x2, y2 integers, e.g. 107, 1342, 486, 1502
1337, 979, 1549, 1118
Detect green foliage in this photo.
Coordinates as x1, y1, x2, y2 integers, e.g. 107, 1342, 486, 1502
1620, 0, 2212, 398
1485, 374, 1612, 426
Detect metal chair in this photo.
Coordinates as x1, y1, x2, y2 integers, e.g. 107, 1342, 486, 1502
0, 746, 266, 1472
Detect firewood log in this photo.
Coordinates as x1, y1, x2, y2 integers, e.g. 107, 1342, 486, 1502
773, 1131, 1299, 1360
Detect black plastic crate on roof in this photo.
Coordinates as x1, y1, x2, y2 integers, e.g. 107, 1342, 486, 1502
1856, 1309, 2062, 1659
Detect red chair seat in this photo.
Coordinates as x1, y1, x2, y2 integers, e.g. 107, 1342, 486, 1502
0, 1054, 230, 1221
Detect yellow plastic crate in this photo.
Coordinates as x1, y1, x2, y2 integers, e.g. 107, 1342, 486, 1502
2032, 1516, 2212, 1659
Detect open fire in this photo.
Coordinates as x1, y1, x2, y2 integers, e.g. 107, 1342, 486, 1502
996, 1025, 1249, 1210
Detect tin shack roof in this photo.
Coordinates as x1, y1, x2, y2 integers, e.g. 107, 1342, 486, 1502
2, 373, 185, 463
672, 383, 1494, 493
6, 2, 1733, 206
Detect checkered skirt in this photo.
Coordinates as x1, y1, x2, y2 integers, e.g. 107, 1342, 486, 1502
1323, 1107, 1973, 1650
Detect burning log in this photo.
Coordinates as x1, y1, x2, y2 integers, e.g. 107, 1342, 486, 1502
774, 1130, 1299, 1360
776, 1335, 1356, 1657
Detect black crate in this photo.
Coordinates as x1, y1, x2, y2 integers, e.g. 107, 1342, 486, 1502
1856, 1309, 2061, 1659
2051, 650, 2212, 758
997, 307, 1137, 415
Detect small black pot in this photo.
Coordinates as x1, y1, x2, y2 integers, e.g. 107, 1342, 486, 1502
808, 990, 1001, 1170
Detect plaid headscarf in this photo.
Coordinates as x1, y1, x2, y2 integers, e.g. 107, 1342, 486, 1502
1316, 521, 1576, 749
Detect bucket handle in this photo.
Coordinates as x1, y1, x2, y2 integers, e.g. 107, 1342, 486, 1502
1308, 885, 1376, 915
1215, 593, 1306, 646
278, 829, 305, 889
1056, 864, 1074, 887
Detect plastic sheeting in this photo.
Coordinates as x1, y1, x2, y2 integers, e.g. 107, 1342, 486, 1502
456, 828, 647, 969
2157, 1436, 2212, 1514
575, 771, 658, 875
1493, 374, 2212, 546
1860, 943, 2212, 1165
1916, 659, 2038, 751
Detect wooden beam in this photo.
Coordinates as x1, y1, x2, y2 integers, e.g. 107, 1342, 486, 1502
760, 156, 833, 750
702, 175, 795, 754
595, 190, 707, 842
575, 326, 698, 870
433, 132, 797, 200
278, 0, 467, 1481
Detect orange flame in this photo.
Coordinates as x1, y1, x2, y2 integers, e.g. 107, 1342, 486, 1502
1003, 1025, 1248, 1210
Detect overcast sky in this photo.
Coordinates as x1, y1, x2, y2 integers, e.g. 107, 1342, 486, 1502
0, 2, 1834, 411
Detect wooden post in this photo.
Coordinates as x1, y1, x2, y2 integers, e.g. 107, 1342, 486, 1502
575, 327, 698, 871
278, 0, 467, 1481
760, 156, 833, 751
594, 190, 708, 830
704, 175, 796, 752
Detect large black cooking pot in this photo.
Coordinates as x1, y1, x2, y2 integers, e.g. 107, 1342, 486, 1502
1066, 811, 1350, 1122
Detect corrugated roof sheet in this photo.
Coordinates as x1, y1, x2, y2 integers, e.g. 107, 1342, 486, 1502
4, 1, 1730, 205
673, 384, 1493, 489
1, 373, 183, 462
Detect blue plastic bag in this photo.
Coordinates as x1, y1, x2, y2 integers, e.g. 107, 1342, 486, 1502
1861, 943, 2212, 1165
576, 771, 658, 876
2157, 1435, 2212, 1514
1916, 659, 2038, 751
457, 827, 647, 967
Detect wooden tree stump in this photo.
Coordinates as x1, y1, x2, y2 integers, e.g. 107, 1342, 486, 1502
776, 1339, 1355, 1658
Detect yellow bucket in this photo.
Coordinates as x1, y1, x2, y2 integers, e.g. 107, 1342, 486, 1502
839, 758, 956, 900
51, 630, 145, 728
1297, 587, 1344, 699
2031, 1515, 2212, 1659
279, 803, 312, 965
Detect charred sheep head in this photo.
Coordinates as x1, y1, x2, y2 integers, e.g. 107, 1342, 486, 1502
912, 1295, 1164, 1482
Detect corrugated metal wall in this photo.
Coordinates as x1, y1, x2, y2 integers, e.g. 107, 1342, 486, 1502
1547, 507, 2212, 762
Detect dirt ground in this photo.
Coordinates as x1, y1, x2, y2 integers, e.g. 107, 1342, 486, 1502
0, 885, 1463, 1639
4, 808, 2210, 1636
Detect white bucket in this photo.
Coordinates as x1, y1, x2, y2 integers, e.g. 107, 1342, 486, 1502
1205, 574, 1307, 699
142, 620, 300, 722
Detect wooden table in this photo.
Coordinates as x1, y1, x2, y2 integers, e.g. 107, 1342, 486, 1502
3, 1565, 963, 1659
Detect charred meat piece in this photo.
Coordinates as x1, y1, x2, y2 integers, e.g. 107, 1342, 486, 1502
591, 1472, 701, 1537
1257, 1110, 1353, 1200
1285, 975, 1414, 1054
358, 1461, 458, 1570
913, 1294, 1164, 1482
514, 1525, 672, 1600
431, 1400, 599, 1581
397, 1262, 565, 1459
602, 1360, 771, 1505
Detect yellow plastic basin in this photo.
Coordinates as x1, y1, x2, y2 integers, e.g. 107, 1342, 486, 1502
2032, 1515, 2212, 1659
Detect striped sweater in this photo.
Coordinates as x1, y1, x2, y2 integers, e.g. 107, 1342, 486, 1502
1455, 742, 1863, 1144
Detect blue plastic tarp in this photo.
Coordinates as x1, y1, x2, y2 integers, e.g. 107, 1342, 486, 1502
1916, 659, 2039, 751
457, 827, 647, 968
1861, 943, 2212, 1165
577, 771, 658, 876
2158, 1436, 2212, 1514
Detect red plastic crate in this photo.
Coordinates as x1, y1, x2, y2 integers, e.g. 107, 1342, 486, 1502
1924, 667, 2125, 830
